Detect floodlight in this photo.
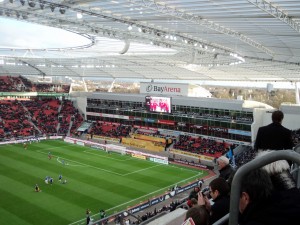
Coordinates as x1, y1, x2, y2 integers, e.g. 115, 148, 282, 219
59, 7, 66, 14
50, 4, 55, 12
28, 0, 35, 7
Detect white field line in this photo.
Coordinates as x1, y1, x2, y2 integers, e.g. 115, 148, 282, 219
35, 150, 123, 176
83, 150, 132, 161
56, 157, 86, 167
68, 172, 203, 225
121, 164, 162, 176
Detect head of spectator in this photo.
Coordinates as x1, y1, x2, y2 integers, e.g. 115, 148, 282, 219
217, 156, 229, 169
217, 156, 233, 181
185, 205, 209, 225
256, 150, 296, 191
187, 198, 198, 208
188, 186, 201, 200
209, 177, 230, 201
272, 110, 284, 124
239, 168, 273, 214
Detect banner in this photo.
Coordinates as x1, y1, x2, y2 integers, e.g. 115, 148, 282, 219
149, 157, 168, 165
157, 119, 175, 125
86, 112, 129, 120
131, 133, 166, 144
170, 149, 214, 161
133, 125, 158, 131
173, 158, 207, 169
91, 135, 120, 143
132, 154, 146, 160
128, 180, 200, 214
122, 138, 165, 152
140, 82, 189, 96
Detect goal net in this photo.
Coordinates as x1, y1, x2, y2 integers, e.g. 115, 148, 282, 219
106, 144, 126, 155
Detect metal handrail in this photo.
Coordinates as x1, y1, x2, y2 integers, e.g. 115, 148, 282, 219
229, 150, 300, 225
139, 211, 168, 225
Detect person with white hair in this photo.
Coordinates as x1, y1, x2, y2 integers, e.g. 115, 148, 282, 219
256, 150, 296, 191
217, 156, 233, 181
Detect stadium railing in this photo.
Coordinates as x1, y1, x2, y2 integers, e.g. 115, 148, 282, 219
291, 143, 300, 188
139, 211, 168, 225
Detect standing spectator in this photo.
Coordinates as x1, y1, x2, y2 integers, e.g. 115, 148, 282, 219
86, 215, 91, 225
254, 110, 294, 151
198, 177, 230, 225
100, 209, 106, 219
217, 156, 233, 181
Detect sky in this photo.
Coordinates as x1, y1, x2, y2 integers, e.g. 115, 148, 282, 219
0, 17, 90, 49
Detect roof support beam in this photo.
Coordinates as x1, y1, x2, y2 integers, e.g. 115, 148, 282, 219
247, 0, 300, 33
128, 0, 274, 56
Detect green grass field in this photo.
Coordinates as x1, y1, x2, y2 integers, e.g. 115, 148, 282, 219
0, 140, 208, 225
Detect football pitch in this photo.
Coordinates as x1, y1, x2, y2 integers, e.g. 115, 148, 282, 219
0, 140, 208, 225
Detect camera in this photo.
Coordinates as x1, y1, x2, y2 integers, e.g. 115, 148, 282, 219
201, 186, 211, 198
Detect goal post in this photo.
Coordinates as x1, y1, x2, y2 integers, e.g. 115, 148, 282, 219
106, 144, 126, 155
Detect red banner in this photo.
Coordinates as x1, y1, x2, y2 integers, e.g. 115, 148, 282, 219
157, 119, 175, 125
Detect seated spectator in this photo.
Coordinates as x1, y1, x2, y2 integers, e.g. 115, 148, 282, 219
239, 168, 300, 225
217, 156, 233, 181
184, 205, 209, 225
187, 198, 198, 208
188, 186, 201, 201
256, 150, 296, 191
198, 177, 230, 225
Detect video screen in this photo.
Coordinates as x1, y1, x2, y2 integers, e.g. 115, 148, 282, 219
145, 96, 172, 113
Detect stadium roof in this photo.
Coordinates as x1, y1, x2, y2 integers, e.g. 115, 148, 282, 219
0, 0, 300, 82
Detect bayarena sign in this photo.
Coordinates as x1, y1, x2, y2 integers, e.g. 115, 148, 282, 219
140, 82, 189, 96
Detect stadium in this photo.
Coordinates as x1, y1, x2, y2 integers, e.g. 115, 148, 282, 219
0, 0, 300, 225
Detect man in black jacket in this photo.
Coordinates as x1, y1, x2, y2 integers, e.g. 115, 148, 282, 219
217, 156, 233, 181
239, 168, 300, 225
254, 110, 294, 151
198, 177, 230, 225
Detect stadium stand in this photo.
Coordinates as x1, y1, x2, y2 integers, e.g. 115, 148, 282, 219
1, 78, 300, 225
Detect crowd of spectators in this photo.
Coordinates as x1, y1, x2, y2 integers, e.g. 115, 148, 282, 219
0, 98, 83, 140
22, 98, 60, 135
173, 135, 229, 158
0, 75, 70, 93
88, 122, 131, 139
0, 100, 38, 139
0, 76, 26, 92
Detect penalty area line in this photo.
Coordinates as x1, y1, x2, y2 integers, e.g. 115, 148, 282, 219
56, 157, 86, 167
35, 150, 123, 176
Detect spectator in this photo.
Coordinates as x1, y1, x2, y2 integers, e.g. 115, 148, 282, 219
100, 209, 106, 219
217, 156, 233, 181
188, 186, 201, 201
198, 177, 230, 225
238, 168, 274, 225
239, 168, 300, 225
254, 110, 294, 151
187, 198, 198, 208
184, 205, 209, 225
256, 150, 296, 191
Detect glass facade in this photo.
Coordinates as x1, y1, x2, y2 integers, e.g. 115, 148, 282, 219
86, 98, 252, 142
